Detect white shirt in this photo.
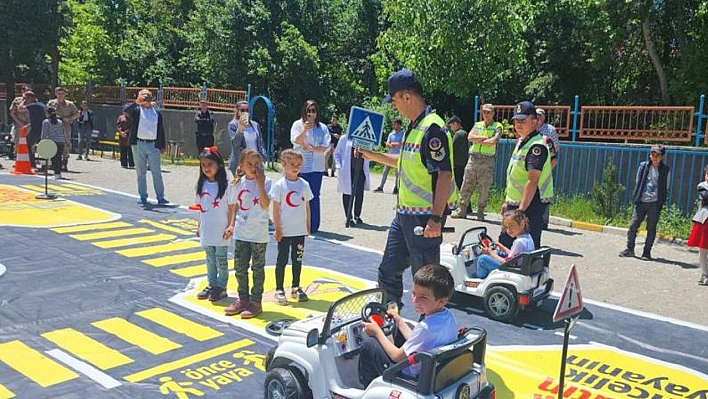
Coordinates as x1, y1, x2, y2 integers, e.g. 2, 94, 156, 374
243, 126, 259, 150
507, 233, 535, 266
290, 120, 331, 173
137, 106, 158, 140
402, 308, 457, 376
230, 176, 272, 243
270, 177, 313, 237
197, 181, 235, 246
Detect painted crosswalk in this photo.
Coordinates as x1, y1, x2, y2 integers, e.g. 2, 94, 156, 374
0, 307, 225, 396
20, 183, 104, 197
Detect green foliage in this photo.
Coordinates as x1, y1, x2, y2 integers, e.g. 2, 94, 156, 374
657, 204, 693, 240
591, 161, 626, 222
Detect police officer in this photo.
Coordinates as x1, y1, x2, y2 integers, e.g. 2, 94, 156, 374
499, 101, 553, 249
194, 100, 215, 154
451, 103, 502, 221
361, 69, 458, 308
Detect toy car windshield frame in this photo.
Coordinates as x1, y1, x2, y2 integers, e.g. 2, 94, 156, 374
457, 227, 487, 253
319, 288, 385, 343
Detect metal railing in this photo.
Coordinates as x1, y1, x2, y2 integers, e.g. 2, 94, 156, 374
579, 106, 694, 142
478, 104, 571, 138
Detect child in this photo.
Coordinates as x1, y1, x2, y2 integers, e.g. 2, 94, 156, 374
224, 149, 272, 318
270, 149, 314, 304
357, 264, 457, 387
195, 147, 236, 302
40, 107, 68, 180
687, 165, 708, 286
475, 210, 534, 278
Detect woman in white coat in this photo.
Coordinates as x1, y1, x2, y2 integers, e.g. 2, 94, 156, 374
334, 134, 370, 228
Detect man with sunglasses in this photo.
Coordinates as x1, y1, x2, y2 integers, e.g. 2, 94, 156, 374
360, 69, 458, 308
451, 104, 502, 221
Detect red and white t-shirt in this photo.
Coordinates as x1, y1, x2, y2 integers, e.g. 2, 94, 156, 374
230, 176, 272, 243
197, 181, 235, 246
269, 177, 313, 237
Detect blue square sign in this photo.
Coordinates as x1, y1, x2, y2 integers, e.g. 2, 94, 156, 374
347, 106, 384, 150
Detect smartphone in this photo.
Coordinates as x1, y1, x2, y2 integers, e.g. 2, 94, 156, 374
240, 112, 249, 123
307, 114, 316, 125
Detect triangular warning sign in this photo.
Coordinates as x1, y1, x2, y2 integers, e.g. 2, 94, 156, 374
552, 264, 583, 322
351, 116, 376, 141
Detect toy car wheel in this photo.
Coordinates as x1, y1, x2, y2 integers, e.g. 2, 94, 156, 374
264, 367, 310, 399
484, 286, 519, 323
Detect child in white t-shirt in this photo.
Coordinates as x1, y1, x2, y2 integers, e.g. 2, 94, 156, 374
270, 149, 314, 304
224, 149, 272, 319
476, 210, 535, 278
195, 147, 236, 302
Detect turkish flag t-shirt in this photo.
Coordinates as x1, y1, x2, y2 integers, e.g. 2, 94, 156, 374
197, 181, 236, 247
230, 176, 272, 243
269, 177, 313, 237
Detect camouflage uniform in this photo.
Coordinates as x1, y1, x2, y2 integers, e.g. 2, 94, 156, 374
47, 99, 79, 171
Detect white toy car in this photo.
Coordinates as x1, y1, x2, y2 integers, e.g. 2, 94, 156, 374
264, 287, 495, 399
440, 226, 554, 323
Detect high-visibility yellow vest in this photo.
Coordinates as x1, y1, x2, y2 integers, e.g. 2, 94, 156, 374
470, 121, 501, 156
397, 113, 459, 214
505, 133, 554, 204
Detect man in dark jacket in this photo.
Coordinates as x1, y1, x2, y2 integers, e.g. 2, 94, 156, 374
125, 89, 169, 205
619, 144, 670, 261
194, 100, 215, 154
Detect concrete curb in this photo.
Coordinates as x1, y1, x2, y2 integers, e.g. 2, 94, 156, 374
548, 217, 686, 247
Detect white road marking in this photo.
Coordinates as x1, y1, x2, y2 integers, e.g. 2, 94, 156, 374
45, 349, 121, 389
554, 331, 577, 340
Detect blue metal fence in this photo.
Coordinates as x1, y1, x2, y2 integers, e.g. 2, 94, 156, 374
491, 140, 708, 214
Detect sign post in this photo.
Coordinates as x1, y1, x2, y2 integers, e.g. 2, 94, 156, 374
552, 264, 584, 399
345, 107, 384, 223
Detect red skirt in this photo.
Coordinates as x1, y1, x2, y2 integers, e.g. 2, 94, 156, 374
687, 222, 708, 249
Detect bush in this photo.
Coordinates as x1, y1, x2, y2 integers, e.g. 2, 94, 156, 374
591, 161, 626, 222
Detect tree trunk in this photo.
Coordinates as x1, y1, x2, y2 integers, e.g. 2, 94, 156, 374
642, 15, 670, 104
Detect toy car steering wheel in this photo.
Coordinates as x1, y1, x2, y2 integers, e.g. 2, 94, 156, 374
361, 302, 395, 336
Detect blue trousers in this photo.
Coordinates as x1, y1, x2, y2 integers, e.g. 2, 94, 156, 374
378, 213, 442, 307
475, 254, 501, 278
300, 171, 324, 233
132, 141, 166, 201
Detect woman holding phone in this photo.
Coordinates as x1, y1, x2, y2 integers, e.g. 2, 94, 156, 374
228, 100, 266, 176
290, 100, 331, 233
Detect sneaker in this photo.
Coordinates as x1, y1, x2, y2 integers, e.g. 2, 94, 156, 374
208, 287, 227, 302
85, 156, 91, 161
197, 286, 213, 300
291, 287, 309, 302
699, 276, 708, 286
54, 173, 62, 181
157, 198, 170, 205
137, 197, 148, 205
224, 299, 246, 315
345, 219, 353, 228
275, 290, 287, 305
618, 249, 634, 258
355, 217, 363, 225
241, 302, 262, 319
373, 187, 383, 193
640, 254, 652, 261
392, 188, 398, 195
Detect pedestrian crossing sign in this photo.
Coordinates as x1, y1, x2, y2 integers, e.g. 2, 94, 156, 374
347, 106, 384, 150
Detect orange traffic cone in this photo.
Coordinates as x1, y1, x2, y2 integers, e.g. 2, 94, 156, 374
11, 125, 35, 175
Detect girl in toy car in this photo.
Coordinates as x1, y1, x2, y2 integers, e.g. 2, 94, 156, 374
475, 210, 535, 278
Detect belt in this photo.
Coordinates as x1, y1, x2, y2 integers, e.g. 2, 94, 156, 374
137, 138, 156, 143
470, 152, 495, 158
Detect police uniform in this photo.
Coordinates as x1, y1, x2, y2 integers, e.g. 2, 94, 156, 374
499, 130, 553, 249
453, 120, 501, 218
378, 107, 458, 307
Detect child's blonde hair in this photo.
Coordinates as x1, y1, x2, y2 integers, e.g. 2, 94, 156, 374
502, 209, 530, 233
234, 148, 263, 179
280, 149, 303, 166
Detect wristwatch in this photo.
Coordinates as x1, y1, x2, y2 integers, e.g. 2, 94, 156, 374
429, 215, 442, 224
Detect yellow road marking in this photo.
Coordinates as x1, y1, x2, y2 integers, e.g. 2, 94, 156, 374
124, 339, 254, 383
60, 183, 99, 191
92, 233, 176, 249
20, 184, 72, 193
136, 308, 223, 341
0, 384, 14, 399
70, 228, 154, 241
143, 252, 205, 267
52, 221, 133, 234
92, 318, 181, 355
138, 219, 193, 235
0, 340, 79, 387
117, 240, 200, 258
171, 260, 234, 277
42, 328, 134, 370
47, 184, 77, 192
